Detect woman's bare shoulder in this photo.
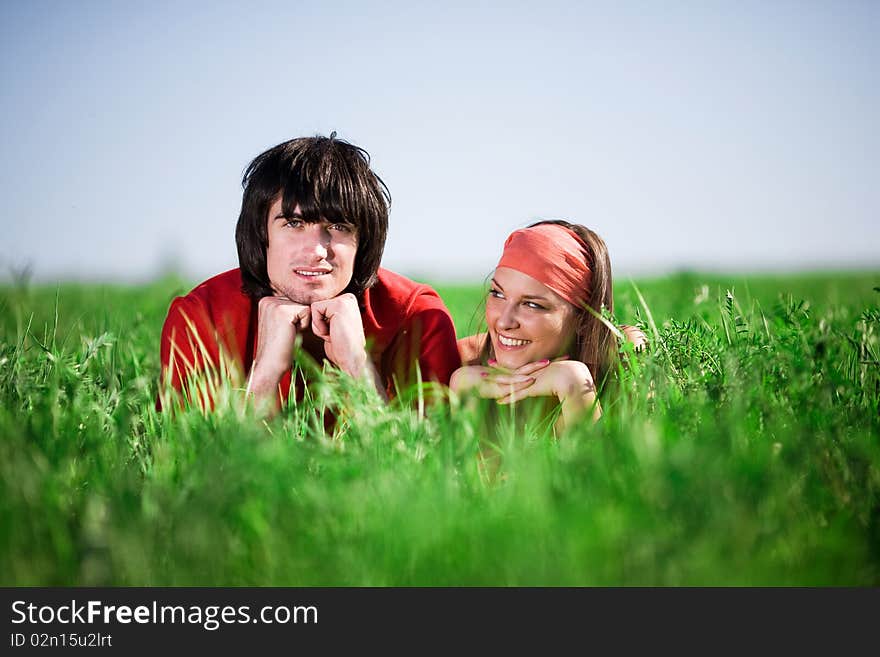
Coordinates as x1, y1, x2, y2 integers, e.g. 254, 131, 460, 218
457, 333, 486, 366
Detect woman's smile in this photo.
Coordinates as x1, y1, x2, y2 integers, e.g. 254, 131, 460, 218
496, 334, 532, 348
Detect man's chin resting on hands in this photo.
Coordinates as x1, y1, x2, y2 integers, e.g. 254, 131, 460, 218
159, 134, 460, 415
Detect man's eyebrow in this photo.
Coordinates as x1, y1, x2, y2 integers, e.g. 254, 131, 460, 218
273, 211, 305, 219
491, 278, 503, 291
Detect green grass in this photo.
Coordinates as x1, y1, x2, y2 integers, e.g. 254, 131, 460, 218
1, 270, 879, 585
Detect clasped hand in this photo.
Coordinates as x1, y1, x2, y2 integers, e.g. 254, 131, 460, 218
450, 357, 596, 406
253, 293, 368, 382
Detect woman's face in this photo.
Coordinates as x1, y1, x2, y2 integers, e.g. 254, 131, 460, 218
485, 266, 578, 370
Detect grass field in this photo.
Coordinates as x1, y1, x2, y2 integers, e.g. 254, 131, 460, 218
1, 270, 879, 585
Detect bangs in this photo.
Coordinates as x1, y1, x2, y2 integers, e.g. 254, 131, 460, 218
279, 151, 376, 229
280, 181, 351, 225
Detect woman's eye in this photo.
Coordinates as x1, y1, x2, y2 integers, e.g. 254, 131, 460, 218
330, 223, 352, 233
488, 289, 504, 299
284, 219, 303, 228
525, 301, 546, 310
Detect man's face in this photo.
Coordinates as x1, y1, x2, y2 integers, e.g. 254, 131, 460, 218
265, 196, 359, 304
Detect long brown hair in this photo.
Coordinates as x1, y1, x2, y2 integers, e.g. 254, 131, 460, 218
481, 219, 618, 391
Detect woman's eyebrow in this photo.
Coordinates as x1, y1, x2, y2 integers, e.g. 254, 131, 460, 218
492, 279, 551, 302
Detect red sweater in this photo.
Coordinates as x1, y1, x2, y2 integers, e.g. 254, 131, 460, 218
159, 268, 461, 407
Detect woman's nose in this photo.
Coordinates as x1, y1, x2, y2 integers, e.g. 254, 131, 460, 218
496, 303, 519, 330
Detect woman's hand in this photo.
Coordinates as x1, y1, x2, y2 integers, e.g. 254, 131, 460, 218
497, 360, 600, 425
621, 325, 648, 352
450, 359, 552, 399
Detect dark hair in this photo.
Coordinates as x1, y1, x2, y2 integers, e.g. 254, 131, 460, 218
235, 133, 391, 299
482, 219, 618, 390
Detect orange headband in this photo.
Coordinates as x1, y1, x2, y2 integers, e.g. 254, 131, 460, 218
496, 224, 591, 308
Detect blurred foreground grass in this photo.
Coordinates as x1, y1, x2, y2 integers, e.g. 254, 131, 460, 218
1, 270, 878, 585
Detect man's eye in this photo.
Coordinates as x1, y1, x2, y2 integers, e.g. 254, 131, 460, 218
488, 289, 504, 299
330, 223, 352, 233
525, 301, 546, 310
284, 219, 303, 228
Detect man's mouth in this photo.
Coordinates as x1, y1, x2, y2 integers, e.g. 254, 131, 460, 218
294, 268, 331, 278
497, 334, 532, 348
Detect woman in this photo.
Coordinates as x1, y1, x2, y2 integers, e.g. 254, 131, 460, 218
451, 220, 644, 431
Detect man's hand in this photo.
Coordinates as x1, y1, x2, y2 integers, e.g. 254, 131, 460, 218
310, 293, 386, 400
310, 293, 372, 379
248, 296, 311, 398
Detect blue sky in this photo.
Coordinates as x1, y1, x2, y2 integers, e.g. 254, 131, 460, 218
2, 0, 878, 282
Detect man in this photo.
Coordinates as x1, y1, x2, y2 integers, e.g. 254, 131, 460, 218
159, 134, 461, 412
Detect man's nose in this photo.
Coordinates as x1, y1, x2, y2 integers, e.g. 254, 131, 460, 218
304, 224, 332, 260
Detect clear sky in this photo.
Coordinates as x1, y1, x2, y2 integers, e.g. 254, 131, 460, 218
2, 0, 878, 283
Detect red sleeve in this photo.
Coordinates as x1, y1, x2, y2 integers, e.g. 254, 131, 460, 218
158, 296, 222, 410
413, 304, 461, 386
380, 293, 461, 395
